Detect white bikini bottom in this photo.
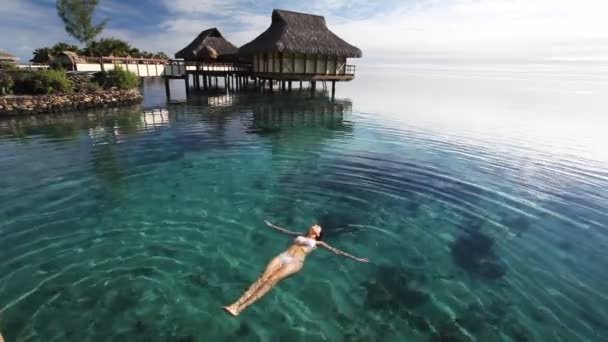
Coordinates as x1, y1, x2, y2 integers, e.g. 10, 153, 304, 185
279, 252, 303, 265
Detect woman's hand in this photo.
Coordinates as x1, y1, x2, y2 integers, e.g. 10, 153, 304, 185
319, 241, 369, 263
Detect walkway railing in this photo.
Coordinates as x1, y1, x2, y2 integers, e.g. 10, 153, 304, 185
82, 56, 169, 65
164, 60, 252, 76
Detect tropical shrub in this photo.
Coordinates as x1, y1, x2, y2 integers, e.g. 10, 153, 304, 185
69, 73, 101, 93
0, 73, 14, 95
12, 70, 73, 95
93, 68, 140, 90
0, 61, 18, 71
0, 61, 17, 95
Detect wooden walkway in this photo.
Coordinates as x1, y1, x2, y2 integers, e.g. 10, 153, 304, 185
69, 57, 355, 100
163, 60, 356, 100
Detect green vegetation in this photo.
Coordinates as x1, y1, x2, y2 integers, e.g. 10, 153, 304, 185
56, 0, 108, 52
12, 70, 74, 95
93, 68, 140, 90
31, 38, 168, 63
31, 43, 81, 64
0, 61, 18, 95
0, 73, 15, 95
85, 38, 131, 57
32, 1, 167, 63
0, 61, 18, 71
3, 67, 140, 96
84, 38, 168, 59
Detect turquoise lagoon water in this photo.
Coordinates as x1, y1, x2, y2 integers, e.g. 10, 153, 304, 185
1, 63, 608, 341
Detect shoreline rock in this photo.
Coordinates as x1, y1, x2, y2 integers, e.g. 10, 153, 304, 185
0, 89, 143, 116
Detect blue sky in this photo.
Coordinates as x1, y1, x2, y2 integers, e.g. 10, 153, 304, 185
1, 0, 607, 63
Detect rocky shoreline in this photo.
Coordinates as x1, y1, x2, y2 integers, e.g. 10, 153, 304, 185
0, 89, 143, 116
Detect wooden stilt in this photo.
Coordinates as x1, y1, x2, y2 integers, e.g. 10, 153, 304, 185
164, 77, 170, 99
331, 80, 336, 101
184, 75, 190, 97
299, 81, 302, 91
203, 74, 208, 90
288, 81, 292, 92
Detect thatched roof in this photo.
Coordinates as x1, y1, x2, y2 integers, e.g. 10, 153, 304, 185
0, 49, 18, 62
239, 9, 362, 58
175, 28, 238, 61
57, 51, 85, 64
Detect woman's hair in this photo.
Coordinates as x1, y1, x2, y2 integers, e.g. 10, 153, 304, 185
309, 224, 323, 240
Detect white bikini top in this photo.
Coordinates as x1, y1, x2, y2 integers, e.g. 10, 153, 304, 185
295, 236, 317, 251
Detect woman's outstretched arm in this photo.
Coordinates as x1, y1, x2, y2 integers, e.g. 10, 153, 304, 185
318, 241, 369, 262
264, 220, 301, 236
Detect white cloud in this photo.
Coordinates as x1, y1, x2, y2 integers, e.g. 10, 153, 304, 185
329, 0, 608, 61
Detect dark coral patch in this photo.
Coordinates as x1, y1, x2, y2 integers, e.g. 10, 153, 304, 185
362, 264, 431, 315
450, 231, 507, 279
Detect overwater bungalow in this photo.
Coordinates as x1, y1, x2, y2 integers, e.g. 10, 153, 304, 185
175, 28, 239, 63
239, 9, 362, 86
163, 9, 362, 98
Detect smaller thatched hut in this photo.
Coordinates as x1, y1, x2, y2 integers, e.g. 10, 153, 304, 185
0, 49, 19, 63
175, 28, 238, 62
53, 51, 86, 70
239, 9, 361, 80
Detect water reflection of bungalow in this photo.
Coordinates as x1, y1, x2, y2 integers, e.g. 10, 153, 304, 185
142, 108, 171, 129
179, 93, 242, 113
250, 93, 353, 132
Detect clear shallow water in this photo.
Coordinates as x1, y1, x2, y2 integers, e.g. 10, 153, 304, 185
1, 64, 608, 341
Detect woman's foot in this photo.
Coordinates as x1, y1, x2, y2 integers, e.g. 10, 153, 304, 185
223, 305, 239, 317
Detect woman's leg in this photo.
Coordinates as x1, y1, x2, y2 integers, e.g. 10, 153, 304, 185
233, 260, 303, 315
224, 256, 283, 315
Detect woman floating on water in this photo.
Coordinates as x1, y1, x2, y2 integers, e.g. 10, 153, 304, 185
223, 221, 368, 316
